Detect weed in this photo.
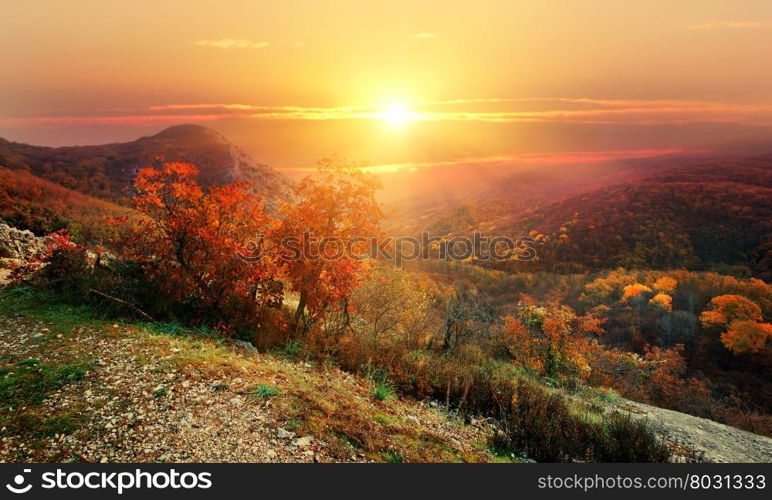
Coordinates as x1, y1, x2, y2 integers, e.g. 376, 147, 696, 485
383, 450, 404, 463
251, 384, 279, 400
373, 381, 395, 402
211, 381, 229, 392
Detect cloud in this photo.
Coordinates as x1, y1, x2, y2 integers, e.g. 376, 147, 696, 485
689, 21, 772, 31
6, 98, 772, 129
281, 148, 687, 174
194, 38, 271, 49
410, 33, 437, 39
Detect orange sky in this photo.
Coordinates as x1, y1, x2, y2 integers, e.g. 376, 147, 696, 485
2, 0, 772, 171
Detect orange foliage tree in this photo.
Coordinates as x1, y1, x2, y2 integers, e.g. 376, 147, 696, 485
720, 320, 772, 355
273, 163, 385, 329
699, 294, 763, 328
123, 162, 281, 329
649, 292, 673, 311
700, 294, 769, 356
504, 303, 604, 378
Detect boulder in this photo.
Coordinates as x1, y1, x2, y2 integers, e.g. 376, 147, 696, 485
0, 223, 47, 260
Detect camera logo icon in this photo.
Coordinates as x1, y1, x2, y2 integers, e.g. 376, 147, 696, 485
6, 469, 33, 494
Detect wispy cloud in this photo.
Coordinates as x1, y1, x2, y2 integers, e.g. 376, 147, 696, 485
5, 98, 772, 128
410, 32, 437, 39
689, 21, 772, 31
194, 38, 271, 49
281, 148, 687, 174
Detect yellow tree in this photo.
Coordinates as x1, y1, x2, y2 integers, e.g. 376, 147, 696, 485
699, 294, 763, 328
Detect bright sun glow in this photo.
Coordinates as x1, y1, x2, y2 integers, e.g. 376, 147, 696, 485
379, 103, 416, 127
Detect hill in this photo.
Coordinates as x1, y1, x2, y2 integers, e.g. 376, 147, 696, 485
392, 153, 772, 279
0, 291, 495, 463
513, 157, 772, 278
0, 167, 132, 242
384, 151, 708, 236
0, 125, 291, 209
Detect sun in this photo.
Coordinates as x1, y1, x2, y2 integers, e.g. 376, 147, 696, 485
379, 103, 416, 127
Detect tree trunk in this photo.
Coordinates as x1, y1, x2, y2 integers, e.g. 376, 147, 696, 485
294, 289, 307, 332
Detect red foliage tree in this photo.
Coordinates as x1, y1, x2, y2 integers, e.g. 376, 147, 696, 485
123, 162, 281, 330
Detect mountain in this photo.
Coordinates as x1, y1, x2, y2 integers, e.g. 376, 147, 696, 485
383, 151, 712, 235
386, 150, 772, 278
496, 157, 772, 278
0, 124, 291, 209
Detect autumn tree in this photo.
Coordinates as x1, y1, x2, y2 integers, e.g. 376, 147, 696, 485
699, 294, 769, 356
653, 275, 677, 293
720, 320, 772, 355
350, 265, 438, 348
442, 285, 496, 351
649, 292, 673, 311
699, 294, 763, 328
504, 302, 604, 378
274, 162, 385, 330
123, 162, 281, 329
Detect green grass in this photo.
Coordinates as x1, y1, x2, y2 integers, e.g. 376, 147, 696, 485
373, 381, 395, 402
0, 287, 97, 334
0, 357, 93, 410
150, 321, 213, 337
271, 340, 304, 360
251, 384, 279, 400
16, 410, 83, 438
383, 450, 404, 463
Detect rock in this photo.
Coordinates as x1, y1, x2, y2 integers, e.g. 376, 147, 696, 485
235, 340, 257, 352
265, 450, 277, 460
0, 224, 47, 260
276, 428, 294, 439
292, 436, 313, 448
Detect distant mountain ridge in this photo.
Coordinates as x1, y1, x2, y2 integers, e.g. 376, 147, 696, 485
0, 124, 291, 209
494, 156, 772, 278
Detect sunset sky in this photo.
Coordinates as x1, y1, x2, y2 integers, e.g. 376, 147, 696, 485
2, 0, 772, 172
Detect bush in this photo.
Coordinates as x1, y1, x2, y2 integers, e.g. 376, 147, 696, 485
491, 380, 671, 462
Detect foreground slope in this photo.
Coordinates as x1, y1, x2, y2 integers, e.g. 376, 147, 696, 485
1, 290, 770, 463
0, 292, 493, 463
625, 401, 772, 463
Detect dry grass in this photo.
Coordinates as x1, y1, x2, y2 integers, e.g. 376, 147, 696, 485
0, 289, 496, 462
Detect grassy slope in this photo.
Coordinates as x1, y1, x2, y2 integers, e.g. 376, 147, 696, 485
0, 288, 500, 463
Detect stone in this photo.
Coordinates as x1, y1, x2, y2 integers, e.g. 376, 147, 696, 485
292, 436, 313, 448
276, 428, 294, 439
235, 340, 257, 352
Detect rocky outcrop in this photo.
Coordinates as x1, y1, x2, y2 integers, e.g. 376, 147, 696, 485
0, 223, 47, 260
